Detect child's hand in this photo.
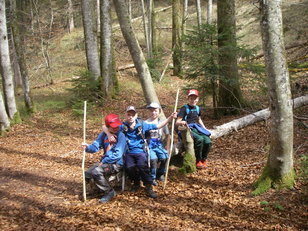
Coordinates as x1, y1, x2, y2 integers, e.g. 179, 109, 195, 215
81, 142, 88, 150
168, 112, 177, 121
107, 134, 117, 144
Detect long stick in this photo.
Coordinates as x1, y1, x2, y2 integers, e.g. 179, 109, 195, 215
163, 88, 180, 191
82, 101, 87, 201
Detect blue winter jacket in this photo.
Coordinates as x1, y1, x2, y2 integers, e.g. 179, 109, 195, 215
85, 131, 126, 166
121, 119, 158, 154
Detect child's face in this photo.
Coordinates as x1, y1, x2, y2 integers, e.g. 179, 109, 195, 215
148, 108, 160, 119
188, 95, 199, 106
108, 126, 120, 134
126, 111, 137, 123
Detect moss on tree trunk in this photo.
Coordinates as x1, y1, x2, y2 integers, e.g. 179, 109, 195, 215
252, 162, 295, 196
178, 126, 196, 174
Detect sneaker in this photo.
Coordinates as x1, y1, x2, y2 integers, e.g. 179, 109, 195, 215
130, 183, 140, 192
201, 160, 208, 168
99, 189, 116, 203
152, 180, 158, 186
145, 185, 157, 199
196, 161, 204, 169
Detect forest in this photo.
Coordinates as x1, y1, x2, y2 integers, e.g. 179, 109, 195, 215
0, 0, 307, 230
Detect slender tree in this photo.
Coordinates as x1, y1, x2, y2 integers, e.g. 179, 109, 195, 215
81, 0, 101, 80
207, 0, 212, 24
253, 0, 295, 195
0, 91, 10, 133
195, 0, 202, 29
113, 0, 161, 106
11, 0, 34, 113
100, 0, 116, 98
217, 0, 243, 115
172, 0, 183, 76
0, 0, 19, 121
68, 0, 74, 33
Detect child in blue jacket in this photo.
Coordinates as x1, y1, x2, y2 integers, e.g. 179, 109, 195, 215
104, 106, 176, 198
82, 114, 126, 203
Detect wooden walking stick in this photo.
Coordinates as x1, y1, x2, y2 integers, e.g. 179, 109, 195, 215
82, 101, 87, 201
163, 88, 180, 191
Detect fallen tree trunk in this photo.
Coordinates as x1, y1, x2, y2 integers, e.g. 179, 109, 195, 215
209, 95, 308, 139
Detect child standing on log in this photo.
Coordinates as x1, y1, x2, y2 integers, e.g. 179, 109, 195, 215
176, 89, 211, 169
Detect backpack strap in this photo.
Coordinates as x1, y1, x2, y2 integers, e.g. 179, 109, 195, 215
184, 104, 200, 121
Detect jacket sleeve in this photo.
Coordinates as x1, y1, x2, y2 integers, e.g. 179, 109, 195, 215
85, 132, 104, 153
102, 132, 126, 164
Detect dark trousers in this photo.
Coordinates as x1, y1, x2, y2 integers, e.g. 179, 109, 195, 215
191, 128, 212, 161
124, 153, 153, 185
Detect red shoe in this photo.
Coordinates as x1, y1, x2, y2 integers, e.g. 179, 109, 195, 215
196, 161, 204, 169
201, 160, 208, 168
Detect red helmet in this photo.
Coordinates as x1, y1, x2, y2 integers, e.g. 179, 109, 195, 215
105, 114, 122, 128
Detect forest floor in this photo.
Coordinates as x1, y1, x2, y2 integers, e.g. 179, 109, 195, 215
0, 74, 307, 230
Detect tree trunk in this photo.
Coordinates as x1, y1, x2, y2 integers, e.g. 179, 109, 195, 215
0, 0, 19, 121
100, 0, 116, 98
172, 0, 183, 76
140, 0, 150, 57
0, 91, 10, 133
183, 0, 188, 36
68, 0, 74, 33
81, 0, 101, 80
207, 0, 212, 24
253, 0, 295, 196
195, 0, 202, 29
217, 0, 243, 116
96, 0, 100, 34
147, 0, 153, 57
9, 28, 22, 88
113, 0, 161, 106
11, 0, 34, 113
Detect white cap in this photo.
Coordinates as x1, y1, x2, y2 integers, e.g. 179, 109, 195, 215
146, 102, 161, 109
126, 105, 136, 112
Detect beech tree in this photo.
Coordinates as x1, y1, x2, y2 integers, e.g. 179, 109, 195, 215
195, 0, 202, 29
113, 0, 161, 106
253, 0, 295, 195
217, 0, 243, 116
100, 0, 116, 98
207, 0, 212, 24
67, 0, 74, 33
0, 91, 10, 133
81, 0, 100, 80
0, 0, 19, 121
172, 0, 183, 76
11, 0, 34, 113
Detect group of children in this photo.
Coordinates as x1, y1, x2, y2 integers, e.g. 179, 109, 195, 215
82, 89, 212, 203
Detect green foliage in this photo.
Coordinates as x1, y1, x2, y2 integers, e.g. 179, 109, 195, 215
179, 152, 197, 174
260, 200, 284, 212
299, 154, 308, 196
67, 70, 104, 116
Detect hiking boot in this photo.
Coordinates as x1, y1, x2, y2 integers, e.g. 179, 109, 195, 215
145, 185, 157, 198
157, 175, 165, 182
152, 180, 158, 186
196, 161, 204, 169
99, 189, 116, 203
130, 183, 140, 192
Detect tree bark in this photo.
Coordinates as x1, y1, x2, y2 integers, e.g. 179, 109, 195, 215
0, 91, 10, 133
253, 0, 295, 195
172, 0, 183, 76
217, 0, 243, 116
68, 0, 74, 33
11, 0, 34, 113
207, 0, 212, 24
0, 0, 19, 120
100, 0, 116, 98
113, 0, 161, 106
81, 0, 101, 80
195, 0, 202, 29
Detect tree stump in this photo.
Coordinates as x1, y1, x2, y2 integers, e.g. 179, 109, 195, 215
178, 125, 197, 174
